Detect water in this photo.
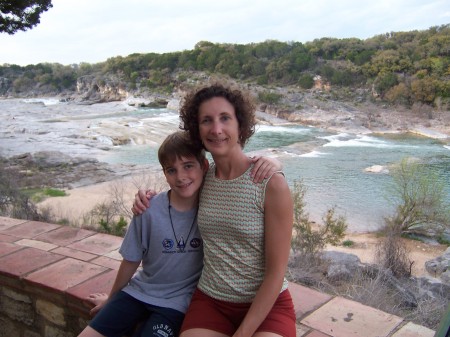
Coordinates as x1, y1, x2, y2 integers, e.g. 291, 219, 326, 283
101, 108, 450, 232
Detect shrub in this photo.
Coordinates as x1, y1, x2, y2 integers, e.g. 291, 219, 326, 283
385, 157, 450, 237
257, 91, 283, 104
375, 227, 413, 278
291, 180, 348, 256
342, 240, 354, 247
99, 216, 128, 237
298, 74, 314, 89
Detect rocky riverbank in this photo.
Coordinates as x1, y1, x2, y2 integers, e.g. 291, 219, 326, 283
1, 92, 449, 191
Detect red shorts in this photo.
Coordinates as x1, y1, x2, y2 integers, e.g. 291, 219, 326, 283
180, 288, 296, 337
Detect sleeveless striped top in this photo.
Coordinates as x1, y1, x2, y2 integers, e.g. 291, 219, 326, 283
197, 163, 288, 302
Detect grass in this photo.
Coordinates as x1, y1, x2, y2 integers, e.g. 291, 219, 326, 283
342, 239, 355, 247
43, 188, 67, 197
23, 187, 67, 202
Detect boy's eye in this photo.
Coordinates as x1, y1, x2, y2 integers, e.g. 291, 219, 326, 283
184, 163, 194, 169
165, 168, 176, 175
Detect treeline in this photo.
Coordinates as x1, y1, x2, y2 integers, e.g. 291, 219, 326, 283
1, 24, 449, 107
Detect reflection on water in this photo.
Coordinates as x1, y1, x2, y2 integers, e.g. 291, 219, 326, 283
102, 109, 450, 232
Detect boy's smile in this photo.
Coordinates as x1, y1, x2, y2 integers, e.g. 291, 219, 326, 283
163, 156, 206, 209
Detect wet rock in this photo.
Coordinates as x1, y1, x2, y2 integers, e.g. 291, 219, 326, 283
4, 151, 119, 189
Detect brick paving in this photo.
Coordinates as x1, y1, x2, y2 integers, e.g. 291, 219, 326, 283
0, 216, 437, 337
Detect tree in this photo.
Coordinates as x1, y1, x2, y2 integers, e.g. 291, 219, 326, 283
385, 158, 450, 237
0, 0, 53, 34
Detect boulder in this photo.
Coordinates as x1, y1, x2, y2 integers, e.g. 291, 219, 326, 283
425, 247, 450, 284
322, 251, 363, 282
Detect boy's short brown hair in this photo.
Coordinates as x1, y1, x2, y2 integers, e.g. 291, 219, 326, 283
158, 131, 207, 170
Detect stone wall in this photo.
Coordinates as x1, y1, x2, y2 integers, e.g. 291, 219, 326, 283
0, 217, 120, 337
0, 275, 91, 336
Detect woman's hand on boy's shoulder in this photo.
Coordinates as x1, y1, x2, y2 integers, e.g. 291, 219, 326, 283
250, 156, 283, 183
131, 189, 156, 215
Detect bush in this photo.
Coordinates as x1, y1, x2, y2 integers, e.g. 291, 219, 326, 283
375, 227, 413, 278
342, 240, 354, 247
257, 91, 283, 104
385, 157, 450, 237
99, 216, 128, 237
291, 180, 348, 256
298, 74, 314, 89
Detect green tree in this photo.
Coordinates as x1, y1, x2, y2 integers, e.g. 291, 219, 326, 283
385, 82, 411, 105
298, 74, 314, 89
375, 72, 399, 97
385, 158, 450, 237
411, 77, 438, 104
0, 0, 53, 34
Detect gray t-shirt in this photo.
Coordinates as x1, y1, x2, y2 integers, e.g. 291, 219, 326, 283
120, 191, 203, 313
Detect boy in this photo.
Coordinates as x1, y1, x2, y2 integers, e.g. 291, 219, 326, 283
78, 131, 208, 337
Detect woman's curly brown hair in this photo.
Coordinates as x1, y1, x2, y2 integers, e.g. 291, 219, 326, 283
179, 83, 256, 151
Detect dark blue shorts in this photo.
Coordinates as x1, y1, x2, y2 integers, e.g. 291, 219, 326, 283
89, 291, 185, 337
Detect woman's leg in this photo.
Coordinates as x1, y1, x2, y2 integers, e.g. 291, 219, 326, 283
180, 329, 229, 337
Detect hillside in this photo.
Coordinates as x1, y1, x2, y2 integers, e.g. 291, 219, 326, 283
0, 25, 449, 138
1, 25, 449, 105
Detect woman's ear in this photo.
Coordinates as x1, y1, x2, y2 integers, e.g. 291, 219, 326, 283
202, 159, 209, 174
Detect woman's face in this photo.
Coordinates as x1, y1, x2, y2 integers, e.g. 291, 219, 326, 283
198, 97, 241, 156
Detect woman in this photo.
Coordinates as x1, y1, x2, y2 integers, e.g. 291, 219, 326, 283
135, 84, 295, 337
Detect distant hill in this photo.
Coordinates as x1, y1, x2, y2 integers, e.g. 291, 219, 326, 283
0, 24, 449, 111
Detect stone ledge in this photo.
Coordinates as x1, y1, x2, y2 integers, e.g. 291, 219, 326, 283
0, 216, 437, 337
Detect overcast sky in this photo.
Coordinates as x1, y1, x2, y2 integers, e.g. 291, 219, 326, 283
1, 0, 449, 66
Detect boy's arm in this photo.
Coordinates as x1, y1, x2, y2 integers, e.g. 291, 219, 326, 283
89, 259, 140, 316
131, 157, 283, 214
250, 156, 283, 183
109, 259, 141, 295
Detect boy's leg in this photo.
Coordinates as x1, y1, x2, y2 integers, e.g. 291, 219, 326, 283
136, 305, 185, 337
88, 291, 149, 337
78, 325, 105, 337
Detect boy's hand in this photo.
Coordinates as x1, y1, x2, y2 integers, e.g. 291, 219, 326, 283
131, 189, 155, 215
250, 156, 283, 183
83, 293, 108, 317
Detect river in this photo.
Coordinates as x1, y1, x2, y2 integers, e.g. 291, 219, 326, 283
98, 107, 450, 233
1, 99, 449, 232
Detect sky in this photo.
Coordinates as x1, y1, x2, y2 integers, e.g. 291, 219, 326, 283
1, 0, 449, 66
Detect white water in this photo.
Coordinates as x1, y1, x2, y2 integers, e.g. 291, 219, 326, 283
1, 99, 449, 232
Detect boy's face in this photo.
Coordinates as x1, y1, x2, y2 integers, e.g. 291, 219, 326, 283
163, 156, 205, 200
